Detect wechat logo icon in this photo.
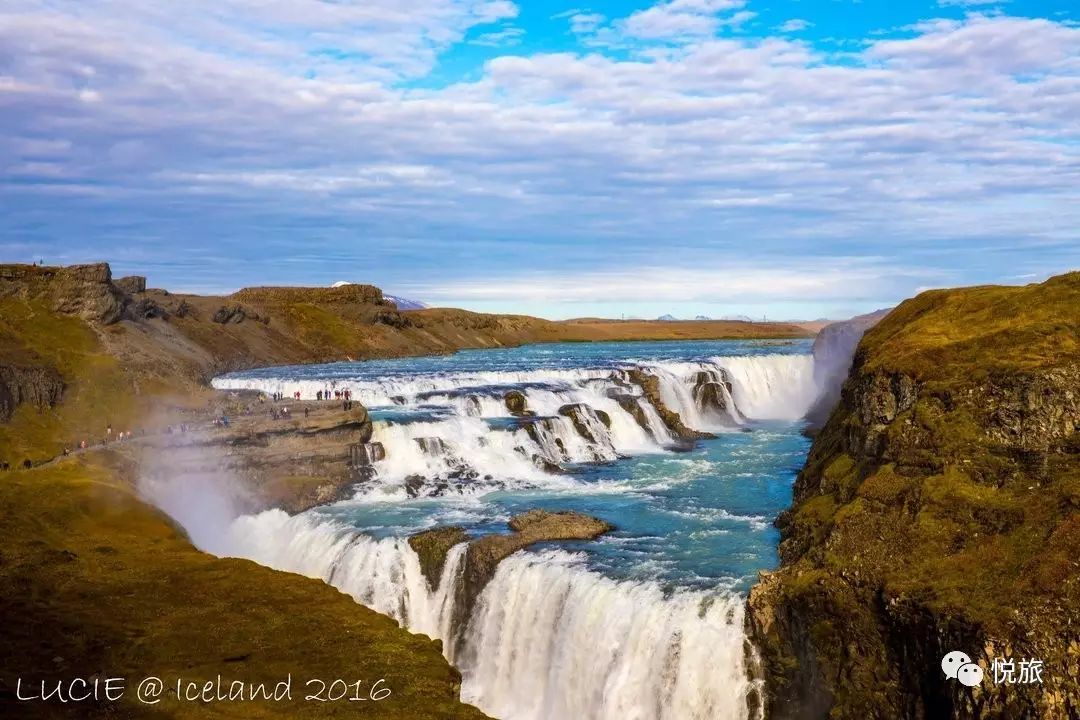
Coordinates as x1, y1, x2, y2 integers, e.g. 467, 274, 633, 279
942, 651, 983, 687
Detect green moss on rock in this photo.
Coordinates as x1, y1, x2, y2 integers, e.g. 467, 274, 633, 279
408, 526, 469, 589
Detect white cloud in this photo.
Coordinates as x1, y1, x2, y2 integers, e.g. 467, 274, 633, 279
407, 259, 946, 304
568, 12, 606, 35
623, 0, 748, 40
0, 0, 519, 82
470, 26, 525, 47
779, 19, 811, 33
937, 0, 1005, 6
867, 15, 1080, 74
0, 4, 1077, 305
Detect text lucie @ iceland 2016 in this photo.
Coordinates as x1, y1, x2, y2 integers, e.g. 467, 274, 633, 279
14, 675, 391, 705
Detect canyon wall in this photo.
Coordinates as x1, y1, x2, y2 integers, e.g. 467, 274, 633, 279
748, 273, 1080, 719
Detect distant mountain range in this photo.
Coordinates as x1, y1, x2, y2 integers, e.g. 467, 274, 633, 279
383, 294, 428, 310
655, 313, 747, 322
332, 281, 427, 310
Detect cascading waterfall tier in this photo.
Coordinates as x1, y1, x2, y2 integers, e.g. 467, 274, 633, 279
213, 353, 817, 499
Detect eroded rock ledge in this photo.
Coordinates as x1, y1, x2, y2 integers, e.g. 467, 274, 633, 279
410, 510, 614, 639
134, 397, 379, 515
0, 361, 64, 422
626, 368, 716, 441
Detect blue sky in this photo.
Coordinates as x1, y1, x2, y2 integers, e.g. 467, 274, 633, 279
1, 0, 1078, 320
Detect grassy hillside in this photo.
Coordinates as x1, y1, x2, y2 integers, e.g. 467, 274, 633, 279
860, 272, 1079, 382
0, 296, 148, 462
0, 458, 488, 719
748, 272, 1080, 720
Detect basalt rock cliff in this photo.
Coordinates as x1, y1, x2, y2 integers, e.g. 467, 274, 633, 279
747, 273, 1080, 720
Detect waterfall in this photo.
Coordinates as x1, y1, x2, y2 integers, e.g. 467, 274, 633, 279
434, 543, 469, 648
213, 353, 821, 498
222, 511, 753, 720
636, 397, 675, 442
458, 551, 752, 720
224, 510, 464, 640
710, 354, 818, 421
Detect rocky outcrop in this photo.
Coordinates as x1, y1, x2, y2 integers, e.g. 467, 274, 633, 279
694, 382, 727, 409
373, 308, 412, 328
416, 436, 450, 456
212, 304, 267, 325
747, 274, 1080, 720
114, 275, 147, 295
612, 392, 652, 430
409, 526, 469, 588
558, 403, 611, 443
233, 283, 386, 306
0, 262, 127, 324
412, 510, 614, 645
350, 441, 385, 465
522, 416, 569, 462
126, 296, 169, 320
0, 362, 64, 422
49, 263, 127, 324
458, 510, 613, 619
626, 369, 715, 440
691, 368, 738, 423
136, 402, 376, 515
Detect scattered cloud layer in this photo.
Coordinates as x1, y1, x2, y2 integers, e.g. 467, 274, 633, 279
1, 0, 1078, 317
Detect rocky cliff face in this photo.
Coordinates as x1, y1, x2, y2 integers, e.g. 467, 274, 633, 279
748, 273, 1080, 720
127, 396, 378, 516
1, 262, 127, 324
0, 361, 64, 422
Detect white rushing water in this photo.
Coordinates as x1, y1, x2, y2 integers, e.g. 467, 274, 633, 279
204, 349, 818, 720
223, 511, 755, 720
711, 355, 818, 421
459, 550, 754, 720
226, 510, 463, 641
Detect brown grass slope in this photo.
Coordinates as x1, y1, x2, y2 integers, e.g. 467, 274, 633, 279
747, 272, 1080, 720
0, 458, 488, 719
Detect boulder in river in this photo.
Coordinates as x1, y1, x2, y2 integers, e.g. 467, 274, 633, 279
408, 526, 469, 589
504, 389, 528, 416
